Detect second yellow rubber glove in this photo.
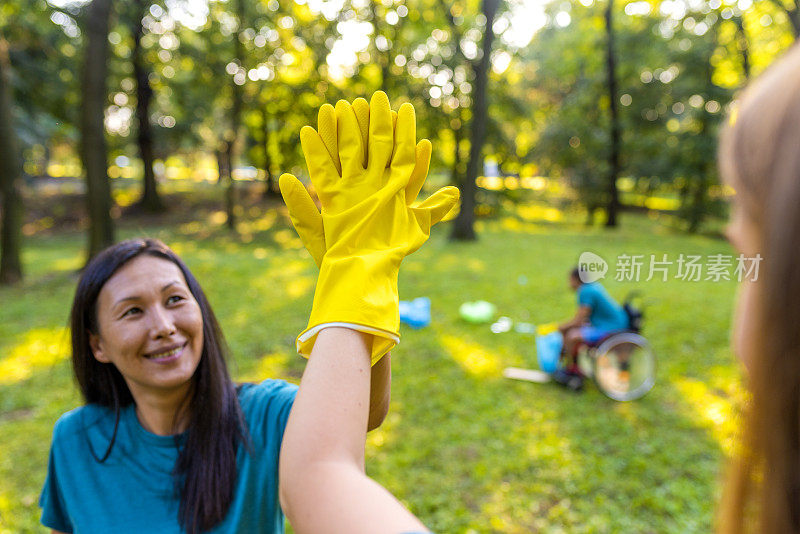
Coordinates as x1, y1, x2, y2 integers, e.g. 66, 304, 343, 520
281, 92, 459, 363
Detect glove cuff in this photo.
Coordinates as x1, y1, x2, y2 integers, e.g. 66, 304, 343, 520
296, 253, 401, 365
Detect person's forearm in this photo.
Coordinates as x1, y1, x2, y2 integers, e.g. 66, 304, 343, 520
282, 327, 372, 470
560, 309, 589, 332
368, 352, 391, 431
559, 319, 579, 332
279, 328, 426, 534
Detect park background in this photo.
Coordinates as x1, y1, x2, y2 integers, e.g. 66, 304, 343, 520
0, 0, 794, 531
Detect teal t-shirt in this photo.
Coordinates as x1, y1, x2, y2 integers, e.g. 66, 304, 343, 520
39, 379, 297, 533
577, 282, 629, 331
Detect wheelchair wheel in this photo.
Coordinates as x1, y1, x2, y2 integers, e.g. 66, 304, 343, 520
592, 332, 655, 401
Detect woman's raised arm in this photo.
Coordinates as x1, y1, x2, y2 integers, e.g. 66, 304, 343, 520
278, 327, 426, 533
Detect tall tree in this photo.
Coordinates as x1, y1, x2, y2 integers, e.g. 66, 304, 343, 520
130, 0, 164, 212
451, 0, 502, 241
436, 0, 471, 209
81, 0, 115, 259
0, 35, 23, 285
221, 0, 246, 230
604, 0, 621, 227
733, 14, 751, 80
260, 105, 278, 198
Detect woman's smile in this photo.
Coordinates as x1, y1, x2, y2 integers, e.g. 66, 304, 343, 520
144, 341, 188, 362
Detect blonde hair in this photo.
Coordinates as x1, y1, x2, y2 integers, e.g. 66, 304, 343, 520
718, 42, 800, 533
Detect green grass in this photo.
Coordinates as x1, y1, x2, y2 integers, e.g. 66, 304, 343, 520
0, 204, 743, 533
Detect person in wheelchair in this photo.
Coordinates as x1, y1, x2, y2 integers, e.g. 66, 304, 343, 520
553, 267, 631, 391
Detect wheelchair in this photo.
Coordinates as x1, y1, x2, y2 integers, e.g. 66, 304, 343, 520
566, 293, 655, 401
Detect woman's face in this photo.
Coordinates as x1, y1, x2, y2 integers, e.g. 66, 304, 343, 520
89, 255, 205, 400
727, 202, 760, 369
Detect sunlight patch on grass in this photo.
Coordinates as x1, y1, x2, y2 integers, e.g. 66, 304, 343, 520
516, 204, 564, 223
170, 241, 197, 256
421, 253, 461, 272
439, 334, 502, 377
466, 258, 485, 272
260, 258, 313, 281
0, 492, 15, 530
674, 376, 740, 456
0, 328, 69, 385
51, 255, 82, 272
237, 210, 278, 234
645, 196, 680, 211
179, 221, 203, 234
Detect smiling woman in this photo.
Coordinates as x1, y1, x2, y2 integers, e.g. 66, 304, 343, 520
41, 238, 277, 534
40, 235, 393, 534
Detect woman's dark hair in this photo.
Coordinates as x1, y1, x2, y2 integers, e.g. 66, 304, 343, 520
570, 266, 584, 284
70, 238, 247, 534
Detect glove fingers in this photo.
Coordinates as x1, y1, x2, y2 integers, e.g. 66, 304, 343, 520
415, 186, 461, 226
335, 100, 366, 178
391, 102, 417, 183
300, 125, 338, 198
354, 101, 397, 169
389, 110, 398, 166
279, 173, 326, 267
353, 97, 370, 168
367, 91, 393, 173
317, 103, 341, 176
405, 139, 432, 205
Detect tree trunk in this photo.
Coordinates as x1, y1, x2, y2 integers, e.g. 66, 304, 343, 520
224, 141, 236, 230
450, 0, 500, 241
450, 121, 463, 186
132, 0, 163, 212
0, 36, 23, 285
585, 204, 598, 227
604, 0, 621, 228
261, 107, 278, 198
733, 15, 750, 80
686, 176, 707, 234
222, 0, 246, 230
686, 39, 715, 234
81, 0, 115, 260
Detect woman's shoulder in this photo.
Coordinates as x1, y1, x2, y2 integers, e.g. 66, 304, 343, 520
51, 403, 119, 442
237, 378, 298, 408
236, 379, 298, 443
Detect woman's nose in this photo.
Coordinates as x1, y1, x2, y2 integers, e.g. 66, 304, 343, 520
150, 306, 176, 338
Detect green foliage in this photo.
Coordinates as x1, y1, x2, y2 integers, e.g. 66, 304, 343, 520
0, 200, 743, 532
2, 0, 81, 161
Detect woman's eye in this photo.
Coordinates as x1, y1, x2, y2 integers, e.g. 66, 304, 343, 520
122, 307, 142, 318
167, 295, 184, 305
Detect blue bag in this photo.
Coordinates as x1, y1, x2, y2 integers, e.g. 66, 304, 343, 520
399, 297, 431, 329
535, 331, 563, 373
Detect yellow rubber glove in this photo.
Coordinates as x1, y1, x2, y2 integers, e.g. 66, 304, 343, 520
280, 98, 406, 267
280, 92, 459, 363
